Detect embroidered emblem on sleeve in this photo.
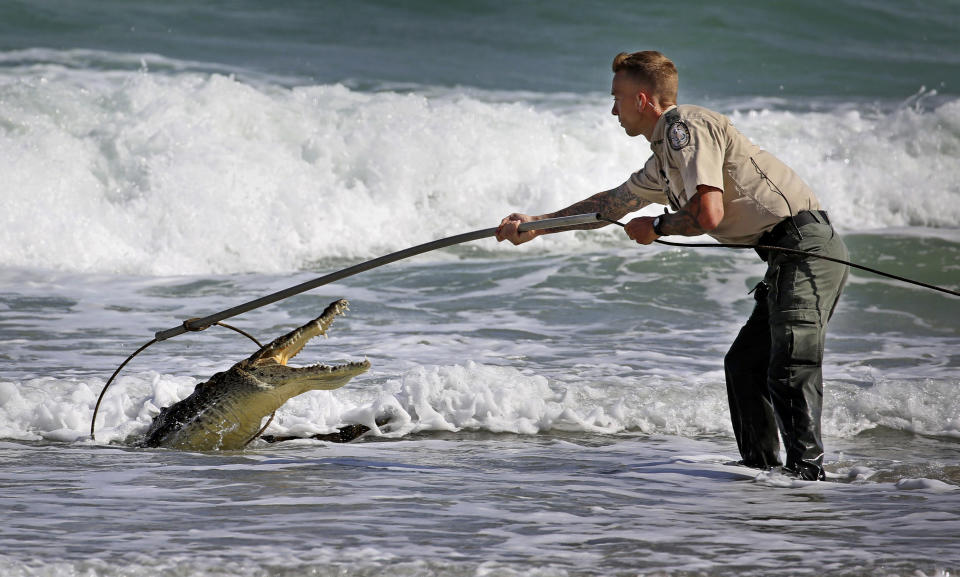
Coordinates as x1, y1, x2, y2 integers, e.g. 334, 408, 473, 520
667, 120, 691, 150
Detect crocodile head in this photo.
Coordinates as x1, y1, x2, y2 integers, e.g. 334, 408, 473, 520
236, 299, 370, 394
141, 299, 370, 451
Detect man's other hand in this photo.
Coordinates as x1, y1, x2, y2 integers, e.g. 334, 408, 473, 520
624, 216, 659, 245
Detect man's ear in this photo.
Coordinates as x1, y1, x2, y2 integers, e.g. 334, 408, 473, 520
635, 91, 648, 113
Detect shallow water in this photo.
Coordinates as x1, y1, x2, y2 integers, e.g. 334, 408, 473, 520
2, 431, 958, 577
2, 243, 959, 575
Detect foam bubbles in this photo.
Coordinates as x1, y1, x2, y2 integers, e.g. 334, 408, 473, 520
5, 357, 958, 447
1, 361, 711, 444
730, 96, 960, 230
825, 378, 960, 439
3, 62, 957, 275
0, 67, 626, 275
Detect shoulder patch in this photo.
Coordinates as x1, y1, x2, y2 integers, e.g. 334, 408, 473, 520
667, 119, 691, 150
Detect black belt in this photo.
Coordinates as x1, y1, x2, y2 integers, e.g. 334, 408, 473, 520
764, 210, 830, 242
756, 210, 830, 261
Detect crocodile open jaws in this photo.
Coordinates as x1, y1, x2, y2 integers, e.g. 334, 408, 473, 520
141, 299, 370, 451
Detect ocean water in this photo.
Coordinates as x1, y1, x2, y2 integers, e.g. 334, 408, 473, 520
1, 1, 959, 576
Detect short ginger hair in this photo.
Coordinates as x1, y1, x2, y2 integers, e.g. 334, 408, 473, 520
612, 51, 678, 105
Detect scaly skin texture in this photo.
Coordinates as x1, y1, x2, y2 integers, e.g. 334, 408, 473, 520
141, 299, 370, 451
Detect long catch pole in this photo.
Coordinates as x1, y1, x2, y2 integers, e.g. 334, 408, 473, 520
154, 213, 603, 341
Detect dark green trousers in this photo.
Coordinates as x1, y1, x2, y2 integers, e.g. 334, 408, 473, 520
724, 213, 848, 480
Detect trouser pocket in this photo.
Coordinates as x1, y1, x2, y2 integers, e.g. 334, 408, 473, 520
770, 310, 825, 369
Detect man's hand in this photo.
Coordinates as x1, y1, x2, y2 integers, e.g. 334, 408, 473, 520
496, 213, 542, 245
624, 216, 659, 245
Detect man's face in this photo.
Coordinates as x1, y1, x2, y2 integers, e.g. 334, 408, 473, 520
610, 70, 645, 138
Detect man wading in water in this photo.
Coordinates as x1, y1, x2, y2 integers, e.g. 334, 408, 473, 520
496, 50, 848, 481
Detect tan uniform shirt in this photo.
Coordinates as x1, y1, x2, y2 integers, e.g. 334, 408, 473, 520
622, 104, 820, 244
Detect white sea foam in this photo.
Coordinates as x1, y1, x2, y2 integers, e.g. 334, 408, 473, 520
1, 64, 957, 275
730, 96, 960, 230
4, 359, 957, 447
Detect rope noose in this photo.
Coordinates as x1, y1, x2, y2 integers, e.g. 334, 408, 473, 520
89, 322, 273, 446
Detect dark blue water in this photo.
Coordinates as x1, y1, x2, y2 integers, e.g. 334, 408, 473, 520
2, 0, 957, 100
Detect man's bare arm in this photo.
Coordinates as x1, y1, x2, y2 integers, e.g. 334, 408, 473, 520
657, 185, 723, 236
497, 184, 648, 244
546, 183, 648, 230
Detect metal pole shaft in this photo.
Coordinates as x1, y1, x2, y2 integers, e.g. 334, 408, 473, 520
154, 213, 602, 341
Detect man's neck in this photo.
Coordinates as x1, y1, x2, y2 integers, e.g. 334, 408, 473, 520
641, 106, 664, 142
641, 101, 676, 141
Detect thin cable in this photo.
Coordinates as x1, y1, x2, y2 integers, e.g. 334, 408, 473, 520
599, 216, 959, 297
91, 337, 157, 440
750, 157, 802, 239
91, 322, 266, 442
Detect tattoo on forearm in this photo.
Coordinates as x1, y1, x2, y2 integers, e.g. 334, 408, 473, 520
599, 185, 647, 219
549, 185, 647, 231
660, 207, 705, 236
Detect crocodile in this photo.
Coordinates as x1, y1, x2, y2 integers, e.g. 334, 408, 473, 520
141, 299, 371, 450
